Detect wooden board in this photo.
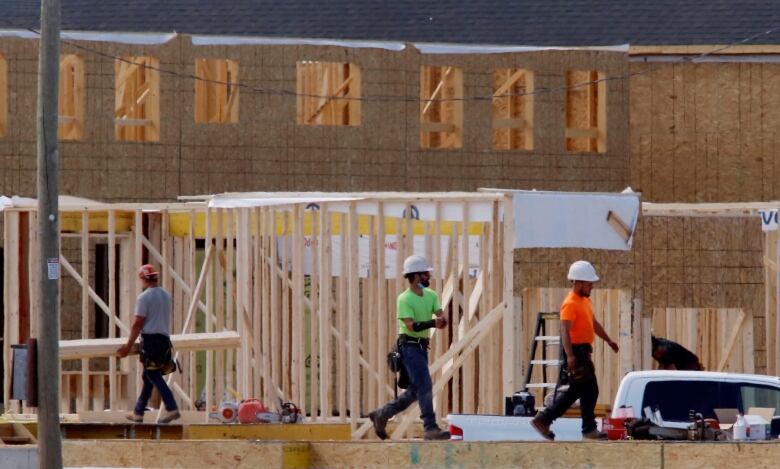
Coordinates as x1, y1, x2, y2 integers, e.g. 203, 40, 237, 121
59, 331, 241, 360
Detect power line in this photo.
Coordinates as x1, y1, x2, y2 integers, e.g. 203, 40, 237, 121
2, 19, 780, 103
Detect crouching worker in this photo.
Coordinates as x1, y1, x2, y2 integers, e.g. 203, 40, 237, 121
118, 264, 180, 424
531, 260, 619, 441
369, 255, 450, 440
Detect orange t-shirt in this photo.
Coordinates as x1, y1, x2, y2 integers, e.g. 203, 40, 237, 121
560, 291, 594, 345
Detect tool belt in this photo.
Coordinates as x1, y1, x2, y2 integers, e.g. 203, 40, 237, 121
565, 343, 595, 385
140, 333, 177, 375
398, 334, 430, 349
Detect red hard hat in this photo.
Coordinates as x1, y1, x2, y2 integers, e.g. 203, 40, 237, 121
138, 264, 158, 279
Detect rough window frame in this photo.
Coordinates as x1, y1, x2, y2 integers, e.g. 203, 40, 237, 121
115, 56, 160, 142
420, 65, 463, 149
565, 70, 607, 153
296, 61, 361, 126
492, 68, 534, 150
194, 58, 239, 124
58, 54, 85, 140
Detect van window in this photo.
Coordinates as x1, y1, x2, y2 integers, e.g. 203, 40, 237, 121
740, 384, 780, 417
642, 380, 739, 421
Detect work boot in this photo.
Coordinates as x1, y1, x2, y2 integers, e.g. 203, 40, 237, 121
423, 426, 451, 440
159, 409, 181, 424
531, 416, 555, 441
582, 429, 607, 440
125, 412, 143, 423
369, 409, 389, 440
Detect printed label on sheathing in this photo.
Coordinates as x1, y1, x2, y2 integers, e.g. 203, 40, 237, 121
760, 210, 778, 231
47, 258, 59, 280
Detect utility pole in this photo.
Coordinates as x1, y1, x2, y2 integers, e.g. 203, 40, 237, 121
36, 0, 63, 467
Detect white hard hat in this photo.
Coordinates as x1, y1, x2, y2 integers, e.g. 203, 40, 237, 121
402, 255, 433, 276
567, 260, 599, 282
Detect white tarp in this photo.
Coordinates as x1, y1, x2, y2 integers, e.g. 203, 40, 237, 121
0, 195, 36, 210
208, 194, 496, 222
414, 43, 630, 55
208, 195, 361, 209
510, 190, 640, 250
277, 234, 481, 278
191, 35, 406, 51
0, 29, 177, 44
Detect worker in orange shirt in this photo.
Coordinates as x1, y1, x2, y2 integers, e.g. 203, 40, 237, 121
531, 260, 619, 440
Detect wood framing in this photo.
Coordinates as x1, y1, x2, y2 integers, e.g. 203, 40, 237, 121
651, 308, 753, 373
420, 65, 463, 149
115, 56, 160, 142
492, 68, 533, 150
2, 192, 514, 439
296, 61, 361, 126
521, 288, 634, 406
194, 58, 239, 124
58, 54, 85, 140
565, 69, 606, 153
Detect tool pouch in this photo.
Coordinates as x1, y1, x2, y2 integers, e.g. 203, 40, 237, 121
565, 344, 596, 385
387, 341, 409, 389
140, 333, 177, 375
387, 349, 402, 373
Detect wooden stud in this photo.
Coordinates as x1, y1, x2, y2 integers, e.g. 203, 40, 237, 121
3, 212, 19, 411
337, 213, 347, 422
461, 204, 474, 414
375, 203, 387, 411
501, 195, 517, 396
270, 208, 281, 397
281, 210, 291, 395
310, 208, 320, 420
346, 202, 360, 431
319, 204, 332, 418
292, 205, 306, 415
226, 211, 236, 393
79, 211, 89, 412
215, 209, 225, 404
205, 208, 213, 422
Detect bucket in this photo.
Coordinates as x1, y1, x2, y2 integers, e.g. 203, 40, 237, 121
602, 418, 627, 440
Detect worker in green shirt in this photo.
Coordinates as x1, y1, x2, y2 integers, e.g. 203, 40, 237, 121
368, 255, 451, 440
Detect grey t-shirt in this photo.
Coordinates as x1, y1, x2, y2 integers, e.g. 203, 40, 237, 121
135, 286, 172, 335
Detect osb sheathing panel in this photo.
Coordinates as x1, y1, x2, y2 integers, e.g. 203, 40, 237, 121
0, 37, 629, 200
59, 439, 780, 469
515, 215, 766, 372
630, 61, 780, 203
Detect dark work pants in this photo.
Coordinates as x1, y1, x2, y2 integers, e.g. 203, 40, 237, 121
536, 344, 599, 433
379, 342, 437, 430
133, 369, 178, 415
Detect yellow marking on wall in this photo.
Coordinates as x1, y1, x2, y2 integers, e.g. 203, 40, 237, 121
60, 211, 134, 233
169, 212, 486, 238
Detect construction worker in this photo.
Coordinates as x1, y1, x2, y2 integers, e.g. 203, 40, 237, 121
531, 260, 619, 440
368, 255, 451, 440
117, 264, 180, 424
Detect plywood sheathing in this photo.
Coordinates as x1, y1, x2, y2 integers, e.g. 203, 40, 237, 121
630, 61, 780, 203
0, 36, 629, 201
60, 438, 780, 469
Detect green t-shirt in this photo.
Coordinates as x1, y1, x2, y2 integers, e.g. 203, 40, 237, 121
397, 288, 441, 338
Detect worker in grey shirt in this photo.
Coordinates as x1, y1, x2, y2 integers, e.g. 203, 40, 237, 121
118, 264, 180, 423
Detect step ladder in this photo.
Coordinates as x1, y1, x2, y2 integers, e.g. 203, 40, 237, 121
523, 312, 564, 393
